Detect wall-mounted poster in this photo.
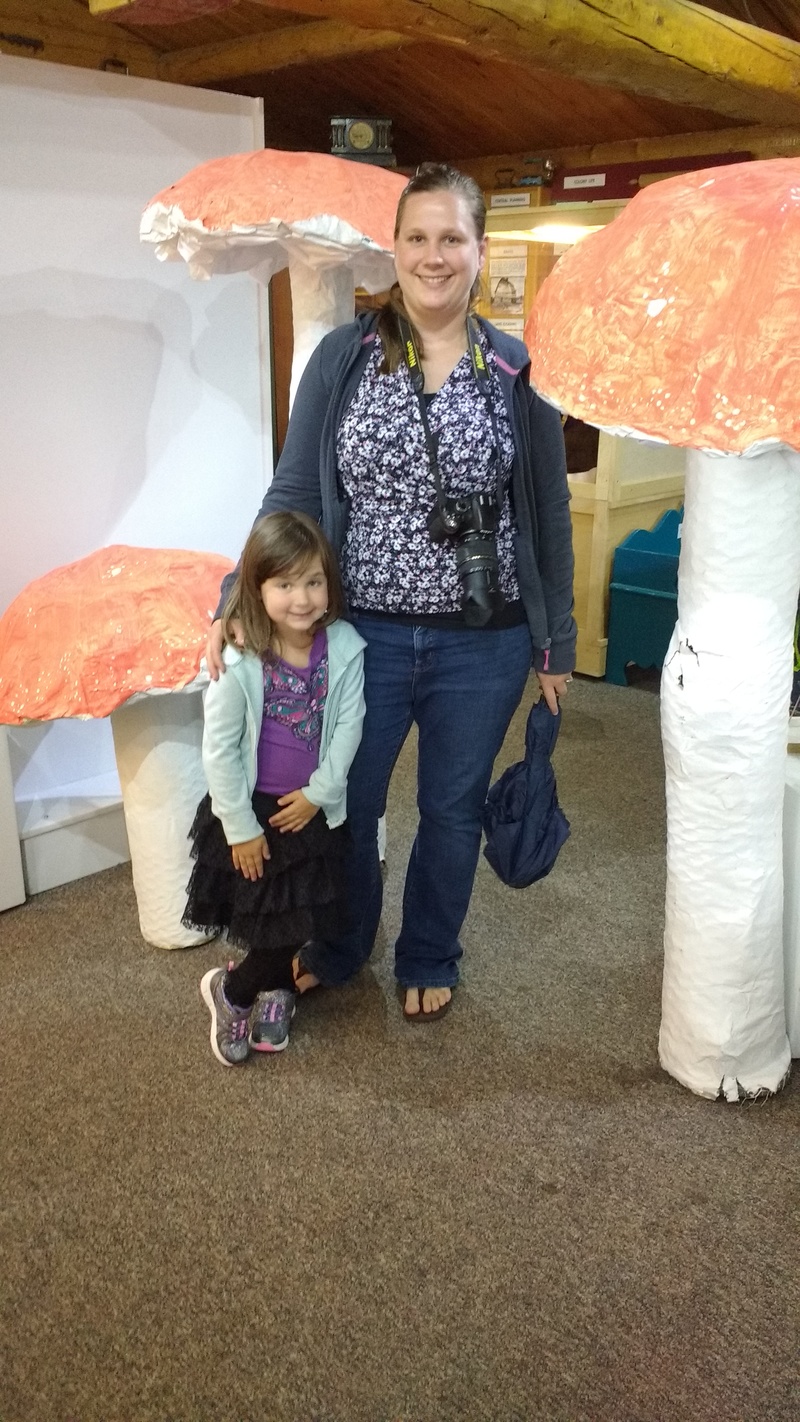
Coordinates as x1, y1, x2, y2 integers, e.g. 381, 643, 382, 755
488, 244, 527, 317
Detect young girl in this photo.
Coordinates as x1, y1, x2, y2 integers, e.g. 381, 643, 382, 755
184, 512, 366, 1066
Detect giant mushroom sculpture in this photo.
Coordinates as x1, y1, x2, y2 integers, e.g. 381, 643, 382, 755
525, 158, 800, 1100
0, 545, 233, 949
140, 148, 407, 406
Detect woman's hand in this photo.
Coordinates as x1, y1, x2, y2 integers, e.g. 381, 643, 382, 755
205, 618, 244, 681
231, 835, 270, 880
537, 671, 573, 715
269, 790, 319, 834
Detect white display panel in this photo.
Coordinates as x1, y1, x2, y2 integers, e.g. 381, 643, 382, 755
0, 731, 25, 911
0, 57, 270, 894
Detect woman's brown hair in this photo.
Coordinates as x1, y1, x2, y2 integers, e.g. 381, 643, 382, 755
221, 511, 344, 657
376, 162, 487, 375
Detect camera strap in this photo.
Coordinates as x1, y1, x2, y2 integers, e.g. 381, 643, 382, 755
398, 314, 504, 511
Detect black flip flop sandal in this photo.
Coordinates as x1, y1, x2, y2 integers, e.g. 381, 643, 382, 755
400, 985, 452, 1022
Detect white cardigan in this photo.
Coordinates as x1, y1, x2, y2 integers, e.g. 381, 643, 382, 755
202, 619, 366, 844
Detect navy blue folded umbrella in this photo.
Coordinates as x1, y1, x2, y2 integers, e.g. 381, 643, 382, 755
481, 697, 570, 888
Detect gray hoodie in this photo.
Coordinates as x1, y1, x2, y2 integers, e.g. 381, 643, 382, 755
203, 619, 366, 842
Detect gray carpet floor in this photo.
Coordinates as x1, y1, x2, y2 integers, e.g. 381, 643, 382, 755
1, 674, 798, 1422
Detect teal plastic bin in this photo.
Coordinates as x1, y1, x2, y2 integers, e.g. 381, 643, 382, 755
605, 508, 682, 686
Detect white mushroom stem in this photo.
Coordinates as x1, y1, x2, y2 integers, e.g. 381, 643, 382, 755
284, 254, 389, 859
287, 255, 356, 408
110, 684, 212, 950
659, 447, 800, 1100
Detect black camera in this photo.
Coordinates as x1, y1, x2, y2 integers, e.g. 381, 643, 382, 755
427, 492, 506, 628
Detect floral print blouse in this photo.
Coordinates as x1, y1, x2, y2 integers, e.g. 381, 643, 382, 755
336, 331, 520, 618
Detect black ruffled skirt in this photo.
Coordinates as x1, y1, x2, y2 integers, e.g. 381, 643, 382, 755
182, 791, 351, 956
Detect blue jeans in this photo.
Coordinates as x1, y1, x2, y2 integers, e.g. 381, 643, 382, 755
302, 617, 532, 990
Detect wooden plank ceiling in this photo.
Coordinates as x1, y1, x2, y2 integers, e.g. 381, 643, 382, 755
2, 0, 800, 164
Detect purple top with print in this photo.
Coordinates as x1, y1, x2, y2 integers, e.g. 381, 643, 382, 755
256, 629, 328, 796
336, 332, 519, 616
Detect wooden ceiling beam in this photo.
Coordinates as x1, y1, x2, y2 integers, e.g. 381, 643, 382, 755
158, 20, 414, 86
249, 0, 800, 127
0, 0, 160, 75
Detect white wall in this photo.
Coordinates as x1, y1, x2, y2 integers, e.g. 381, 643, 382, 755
0, 56, 271, 897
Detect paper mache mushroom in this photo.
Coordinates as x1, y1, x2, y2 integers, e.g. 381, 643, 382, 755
0, 545, 234, 949
525, 157, 800, 1101
140, 148, 408, 406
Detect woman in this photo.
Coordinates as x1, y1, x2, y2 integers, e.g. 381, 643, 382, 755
207, 163, 575, 1020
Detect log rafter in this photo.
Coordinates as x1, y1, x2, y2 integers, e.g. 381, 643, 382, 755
0, 0, 161, 73
241, 0, 800, 126
157, 19, 414, 85
4, 0, 800, 132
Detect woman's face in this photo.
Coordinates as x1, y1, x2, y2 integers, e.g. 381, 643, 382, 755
394, 190, 487, 327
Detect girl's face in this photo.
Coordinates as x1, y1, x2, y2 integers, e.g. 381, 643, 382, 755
394, 190, 487, 326
260, 558, 328, 637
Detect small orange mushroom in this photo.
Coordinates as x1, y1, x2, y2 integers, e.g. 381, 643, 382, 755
0, 545, 234, 948
0, 545, 232, 723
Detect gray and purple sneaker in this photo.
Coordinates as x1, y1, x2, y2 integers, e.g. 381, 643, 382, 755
249, 989, 296, 1053
200, 967, 251, 1067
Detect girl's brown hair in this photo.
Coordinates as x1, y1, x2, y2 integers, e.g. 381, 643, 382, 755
221, 511, 344, 657
376, 162, 487, 375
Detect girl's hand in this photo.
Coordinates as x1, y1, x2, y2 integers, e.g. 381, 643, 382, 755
536, 671, 573, 715
269, 790, 319, 834
231, 835, 269, 880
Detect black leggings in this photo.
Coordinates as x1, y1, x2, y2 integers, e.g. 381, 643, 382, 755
224, 942, 297, 1007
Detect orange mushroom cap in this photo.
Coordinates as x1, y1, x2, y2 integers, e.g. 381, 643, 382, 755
0, 546, 234, 725
525, 158, 800, 455
141, 149, 408, 287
